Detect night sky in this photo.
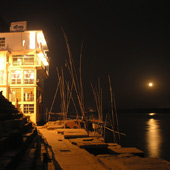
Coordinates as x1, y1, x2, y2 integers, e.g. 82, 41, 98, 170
0, 1, 170, 111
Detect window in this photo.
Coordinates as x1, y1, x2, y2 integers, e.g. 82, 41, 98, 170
24, 88, 34, 101
13, 55, 34, 66
24, 104, 34, 114
11, 88, 21, 102
24, 70, 34, 84
0, 37, 5, 47
11, 70, 21, 84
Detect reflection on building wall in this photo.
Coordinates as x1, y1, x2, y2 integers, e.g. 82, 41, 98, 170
146, 118, 162, 157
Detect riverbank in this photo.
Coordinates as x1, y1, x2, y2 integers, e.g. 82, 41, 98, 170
118, 108, 170, 114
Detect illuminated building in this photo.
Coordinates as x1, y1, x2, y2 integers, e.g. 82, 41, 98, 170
0, 21, 49, 123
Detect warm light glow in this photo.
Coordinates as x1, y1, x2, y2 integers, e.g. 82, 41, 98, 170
22, 40, 25, 47
30, 73, 34, 79
146, 118, 162, 158
37, 53, 49, 66
0, 57, 5, 70
149, 113, 156, 116
37, 32, 47, 47
29, 32, 36, 49
149, 82, 153, 87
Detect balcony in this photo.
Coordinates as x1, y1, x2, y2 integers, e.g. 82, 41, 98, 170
11, 54, 49, 79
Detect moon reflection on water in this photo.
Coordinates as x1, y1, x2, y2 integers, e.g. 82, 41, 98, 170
146, 116, 162, 158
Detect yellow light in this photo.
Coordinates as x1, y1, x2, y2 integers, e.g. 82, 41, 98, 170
37, 53, 49, 66
149, 82, 153, 87
30, 73, 34, 79
149, 113, 156, 116
29, 32, 36, 49
37, 32, 47, 46
22, 40, 25, 47
0, 57, 5, 70
146, 118, 162, 157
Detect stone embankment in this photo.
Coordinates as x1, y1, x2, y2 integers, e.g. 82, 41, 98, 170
1, 92, 170, 170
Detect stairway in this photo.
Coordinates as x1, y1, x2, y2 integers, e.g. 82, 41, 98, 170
0, 92, 55, 170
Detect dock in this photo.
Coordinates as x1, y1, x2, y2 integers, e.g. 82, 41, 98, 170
37, 126, 170, 170
38, 127, 106, 170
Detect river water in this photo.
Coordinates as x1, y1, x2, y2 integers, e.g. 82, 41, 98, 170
118, 112, 170, 162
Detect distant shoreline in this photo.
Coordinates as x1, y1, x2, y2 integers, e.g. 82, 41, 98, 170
118, 108, 170, 114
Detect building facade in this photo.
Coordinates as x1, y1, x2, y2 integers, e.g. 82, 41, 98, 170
0, 22, 49, 123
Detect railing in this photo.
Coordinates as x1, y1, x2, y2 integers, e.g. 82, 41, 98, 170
12, 60, 40, 66
13, 61, 49, 77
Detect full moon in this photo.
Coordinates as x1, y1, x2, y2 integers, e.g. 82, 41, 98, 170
148, 82, 153, 87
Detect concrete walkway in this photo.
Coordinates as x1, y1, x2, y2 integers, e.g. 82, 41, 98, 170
38, 127, 170, 170
38, 127, 106, 170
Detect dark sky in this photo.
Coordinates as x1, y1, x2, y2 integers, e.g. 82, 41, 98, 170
0, 1, 170, 111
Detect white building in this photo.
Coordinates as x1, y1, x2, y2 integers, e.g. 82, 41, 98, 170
0, 21, 49, 123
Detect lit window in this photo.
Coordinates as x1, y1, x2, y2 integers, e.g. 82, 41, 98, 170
24, 104, 34, 114
11, 70, 21, 84
13, 55, 34, 66
11, 88, 21, 102
24, 70, 34, 84
24, 88, 34, 101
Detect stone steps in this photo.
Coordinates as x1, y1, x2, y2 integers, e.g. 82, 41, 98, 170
0, 91, 42, 169
0, 128, 37, 170
0, 92, 19, 115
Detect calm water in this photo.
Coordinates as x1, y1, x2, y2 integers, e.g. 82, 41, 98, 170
118, 112, 170, 162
